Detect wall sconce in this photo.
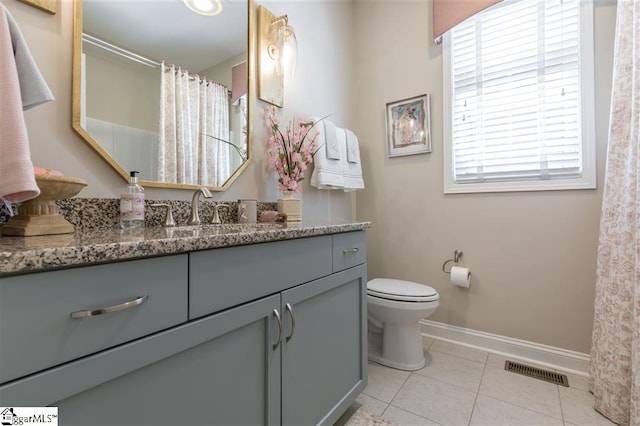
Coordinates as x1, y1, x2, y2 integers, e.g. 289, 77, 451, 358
258, 5, 298, 108
183, 0, 223, 16
269, 15, 298, 78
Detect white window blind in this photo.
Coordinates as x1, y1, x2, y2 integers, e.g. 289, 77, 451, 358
444, 0, 596, 193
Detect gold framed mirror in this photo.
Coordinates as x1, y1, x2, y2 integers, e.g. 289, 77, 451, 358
72, 0, 254, 191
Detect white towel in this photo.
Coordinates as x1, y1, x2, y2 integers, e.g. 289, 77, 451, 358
323, 120, 341, 160
311, 117, 345, 189
346, 129, 360, 163
4, 5, 54, 110
311, 123, 365, 191
343, 130, 364, 191
0, 5, 39, 203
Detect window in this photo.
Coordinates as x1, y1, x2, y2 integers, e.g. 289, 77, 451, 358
443, 0, 595, 193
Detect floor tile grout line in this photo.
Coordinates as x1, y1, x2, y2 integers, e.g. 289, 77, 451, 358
427, 347, 489, 366
361, 391, 394, 406
476, 359, 567, 422
474, 393, 568, 425
475, 382, 566, 422
386, 367, 447, 426
364, 341, 603, 426
358, 388, 397, 422
467, 359, 489, 425
414, 349, 489, 395
423, 338, 435, 351
411, 371, 485, 395
393, 367, 484, 425
556, 381, 566, 425
364, 360, 413, 404
383, 400, 445, 426
378, 403, 392, 422
389, 369, 413, 403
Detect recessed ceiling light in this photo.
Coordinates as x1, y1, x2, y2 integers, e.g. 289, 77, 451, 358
183, 0, 223, 16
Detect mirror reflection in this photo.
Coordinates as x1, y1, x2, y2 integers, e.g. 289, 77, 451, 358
73, 0, 251, 189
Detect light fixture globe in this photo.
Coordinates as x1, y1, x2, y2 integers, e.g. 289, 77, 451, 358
267, 15, 298, 78
183, 0, 223, 16
276, 23, 297, 78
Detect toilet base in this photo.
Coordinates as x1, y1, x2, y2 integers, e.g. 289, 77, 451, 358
367, 323, 426, 371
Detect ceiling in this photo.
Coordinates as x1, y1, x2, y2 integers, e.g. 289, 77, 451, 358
82, 0, 248, 72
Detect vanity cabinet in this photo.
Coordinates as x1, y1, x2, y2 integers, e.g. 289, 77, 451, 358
281, 266, 366, 425
0, 231, 367, 426
0, 254, 189, 384
54, 294, 282, 426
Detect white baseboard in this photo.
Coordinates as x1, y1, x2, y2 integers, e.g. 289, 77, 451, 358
419, 320, 590, 377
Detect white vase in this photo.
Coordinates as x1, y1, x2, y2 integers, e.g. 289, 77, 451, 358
277, 191, 302, 222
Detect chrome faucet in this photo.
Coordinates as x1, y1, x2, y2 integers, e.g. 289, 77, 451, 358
188, 187, 213, 225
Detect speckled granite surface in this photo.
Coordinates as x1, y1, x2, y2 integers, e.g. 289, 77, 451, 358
0, 220, 371, 276
0, 198, 277, 231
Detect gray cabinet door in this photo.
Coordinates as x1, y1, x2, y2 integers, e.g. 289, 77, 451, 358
280, 265, 367, 426
16, 294, 283, 425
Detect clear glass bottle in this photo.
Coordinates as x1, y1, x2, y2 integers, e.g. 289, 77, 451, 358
120, 171, 145, 229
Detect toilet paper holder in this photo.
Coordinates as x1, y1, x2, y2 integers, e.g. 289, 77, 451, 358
442, 250, 463, 274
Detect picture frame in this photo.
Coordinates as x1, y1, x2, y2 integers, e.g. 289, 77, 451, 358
17, 0, 56, 14
385, 94, 431, 157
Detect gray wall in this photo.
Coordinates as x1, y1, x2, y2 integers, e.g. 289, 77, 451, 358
6, 0, 355, 223
353, 0, 617, 354
7, 0, 616, 354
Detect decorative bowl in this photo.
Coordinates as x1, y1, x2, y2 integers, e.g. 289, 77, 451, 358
33, 174, 87, 201
0, 174, 87, 236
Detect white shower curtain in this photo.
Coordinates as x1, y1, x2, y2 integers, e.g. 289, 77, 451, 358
589, 1, 640, 425
159, 63, 230, 186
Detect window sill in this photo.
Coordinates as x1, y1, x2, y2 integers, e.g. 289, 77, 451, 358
443, 177, 597, 194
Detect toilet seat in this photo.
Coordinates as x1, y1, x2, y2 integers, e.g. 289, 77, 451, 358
367, 278, 439, 302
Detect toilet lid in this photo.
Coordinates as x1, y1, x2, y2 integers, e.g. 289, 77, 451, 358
367, 278, 439, 302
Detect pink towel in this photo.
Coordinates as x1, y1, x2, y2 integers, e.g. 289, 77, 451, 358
0, 6, 39, 203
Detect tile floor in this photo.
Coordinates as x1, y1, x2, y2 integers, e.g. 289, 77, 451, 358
356, 338, 616, 426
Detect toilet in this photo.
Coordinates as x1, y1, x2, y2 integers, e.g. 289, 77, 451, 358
367, 278, 439, 370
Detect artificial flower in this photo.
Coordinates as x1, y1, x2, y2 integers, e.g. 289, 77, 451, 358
265, 106, 321, 193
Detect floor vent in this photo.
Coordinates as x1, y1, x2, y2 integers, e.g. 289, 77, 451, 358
504, 360, 569, 387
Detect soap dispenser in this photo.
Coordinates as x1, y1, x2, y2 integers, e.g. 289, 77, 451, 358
120, 171, 145, 229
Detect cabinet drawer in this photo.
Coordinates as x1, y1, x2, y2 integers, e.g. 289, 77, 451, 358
332, 231, 367, 272
0, 255, 188, 384
189, 236, 332, 319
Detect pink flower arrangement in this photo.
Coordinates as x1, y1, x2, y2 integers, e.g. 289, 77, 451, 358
265, 106, 320, 193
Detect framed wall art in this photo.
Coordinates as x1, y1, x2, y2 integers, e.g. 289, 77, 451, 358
17, 0, 56, 14
385, 94, 431, 157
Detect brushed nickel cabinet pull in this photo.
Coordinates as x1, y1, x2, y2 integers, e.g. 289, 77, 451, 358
343, 248, 359, 254
272, 309, 283, 349
285, 303, 296, 342
70, 295, 148, 319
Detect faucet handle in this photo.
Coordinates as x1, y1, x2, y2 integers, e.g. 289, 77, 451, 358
211, 203, 231, 224
150, 204, 176, 227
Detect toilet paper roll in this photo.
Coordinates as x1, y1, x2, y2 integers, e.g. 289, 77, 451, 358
450, 266, 471, 288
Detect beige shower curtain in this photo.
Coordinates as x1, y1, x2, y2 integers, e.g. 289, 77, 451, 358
158, 63, 230, 186
198, 81, 230, 186
589, 1, 640, 425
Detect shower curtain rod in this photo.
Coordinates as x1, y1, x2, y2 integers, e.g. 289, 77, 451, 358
83, 34, 231, 92
162, 64, 229, 90
82, 33, 162, 69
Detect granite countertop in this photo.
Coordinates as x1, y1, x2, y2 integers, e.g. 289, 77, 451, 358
0, 221, 371, 276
